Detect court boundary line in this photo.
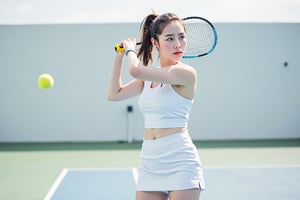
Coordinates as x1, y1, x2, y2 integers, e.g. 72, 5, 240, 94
203, 165, 300, 170
131, 167, 138, 184
44, 168, 69, 200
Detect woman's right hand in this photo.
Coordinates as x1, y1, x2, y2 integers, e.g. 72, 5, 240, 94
122, 38, 136, 51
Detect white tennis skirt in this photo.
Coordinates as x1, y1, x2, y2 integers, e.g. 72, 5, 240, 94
136, 130, 205, 192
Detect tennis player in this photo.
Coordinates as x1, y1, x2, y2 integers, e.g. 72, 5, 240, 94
108, 13, 205, 200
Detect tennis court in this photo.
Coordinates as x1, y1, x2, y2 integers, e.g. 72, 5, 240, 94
0, 140, 299, 200
0, 10, 299, 200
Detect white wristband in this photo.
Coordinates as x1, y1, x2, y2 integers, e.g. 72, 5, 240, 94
125, 48, 137, 56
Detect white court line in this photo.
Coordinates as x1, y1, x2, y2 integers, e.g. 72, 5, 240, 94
131, 167, 139, 184
204, 165, 300, 170
65, 167, 137, 171
44, 168, 69, 200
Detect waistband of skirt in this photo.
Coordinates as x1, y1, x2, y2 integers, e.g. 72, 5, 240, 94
143, 130, 189, 144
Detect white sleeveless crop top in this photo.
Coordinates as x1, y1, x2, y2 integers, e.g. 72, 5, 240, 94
138, 81, 193, 128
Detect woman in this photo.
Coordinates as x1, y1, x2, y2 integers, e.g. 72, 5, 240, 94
108, 13, 205, 200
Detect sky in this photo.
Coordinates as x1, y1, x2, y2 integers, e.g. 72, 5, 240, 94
0, 0, 300, 24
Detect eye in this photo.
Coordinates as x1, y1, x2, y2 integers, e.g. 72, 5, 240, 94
166, 37, 173, 41
179, 34, 186, 40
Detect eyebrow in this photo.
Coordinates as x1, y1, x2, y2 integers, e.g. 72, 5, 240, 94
164, 32, 185, 37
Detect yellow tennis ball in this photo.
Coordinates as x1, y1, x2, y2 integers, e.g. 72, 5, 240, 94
38, 74, 54, 90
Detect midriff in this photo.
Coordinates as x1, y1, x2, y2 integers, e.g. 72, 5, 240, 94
144, 127, 187, 140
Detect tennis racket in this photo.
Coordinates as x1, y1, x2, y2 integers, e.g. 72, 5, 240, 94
114, 16, 217, 58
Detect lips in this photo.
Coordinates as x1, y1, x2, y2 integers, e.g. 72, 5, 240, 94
173, 51, 183, 55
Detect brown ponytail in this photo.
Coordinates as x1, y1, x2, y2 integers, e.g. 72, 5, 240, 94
137, 13, 158, 66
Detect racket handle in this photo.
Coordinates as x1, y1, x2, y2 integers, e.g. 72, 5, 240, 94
114, 42, 141, 53
115, 44, 125, 53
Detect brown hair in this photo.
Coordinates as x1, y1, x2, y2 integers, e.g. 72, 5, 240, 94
137, 13, 184, 66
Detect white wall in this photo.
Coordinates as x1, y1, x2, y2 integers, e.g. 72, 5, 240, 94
0, 23, 299, 142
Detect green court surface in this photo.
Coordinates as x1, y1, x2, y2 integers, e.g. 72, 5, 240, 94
0, 139, 299, 200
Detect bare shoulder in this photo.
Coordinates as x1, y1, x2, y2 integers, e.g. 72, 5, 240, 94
170, 63, 197, 84
171, 63, 197, 99
171, 63, 196, 74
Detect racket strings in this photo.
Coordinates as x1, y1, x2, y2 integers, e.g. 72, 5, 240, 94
184, 20, 216, 57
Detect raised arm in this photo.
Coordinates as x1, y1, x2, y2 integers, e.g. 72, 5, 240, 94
124, 38, 196, 87
123, 38, 197, 99
107, 53, 144, 101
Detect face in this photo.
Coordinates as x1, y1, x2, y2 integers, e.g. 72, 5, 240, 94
152, 20, 187, 66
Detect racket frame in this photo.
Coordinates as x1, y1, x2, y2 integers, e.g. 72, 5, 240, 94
115, 16, 218, 58
181, 16, 218, 58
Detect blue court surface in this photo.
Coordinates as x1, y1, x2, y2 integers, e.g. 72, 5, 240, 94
45, 166, 300, 200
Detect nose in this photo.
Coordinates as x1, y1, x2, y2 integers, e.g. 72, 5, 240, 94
174, 38, 181, 49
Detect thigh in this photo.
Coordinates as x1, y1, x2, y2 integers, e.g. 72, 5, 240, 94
136, 191, 168, 200
169, 188, 200, 200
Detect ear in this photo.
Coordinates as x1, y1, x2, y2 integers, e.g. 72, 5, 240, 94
151, 37, 159, 49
